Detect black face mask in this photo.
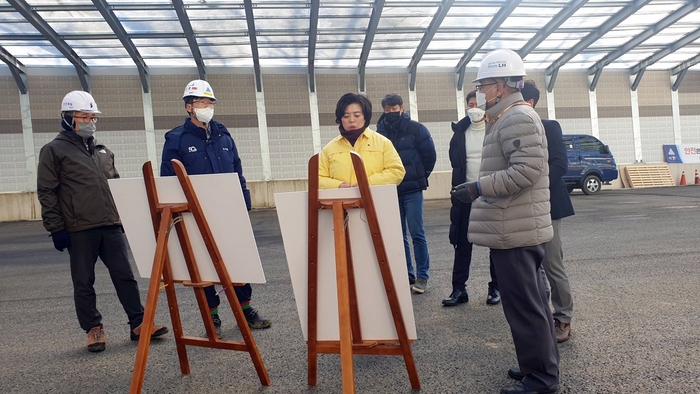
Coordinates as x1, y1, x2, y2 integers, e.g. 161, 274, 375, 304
385, 111, 401, 124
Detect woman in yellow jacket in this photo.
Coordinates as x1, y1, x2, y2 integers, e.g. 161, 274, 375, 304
319, 93, 405, 189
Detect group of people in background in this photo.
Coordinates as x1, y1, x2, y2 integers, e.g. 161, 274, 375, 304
36, 48, 573, 394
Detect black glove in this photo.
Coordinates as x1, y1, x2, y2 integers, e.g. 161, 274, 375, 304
451, 181, 481, 203
51, 229, 71, 252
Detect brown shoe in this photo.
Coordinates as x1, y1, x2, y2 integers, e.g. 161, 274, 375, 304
555, 320, 571, 343
130, 323, 169, 341
87, 326, 106, 352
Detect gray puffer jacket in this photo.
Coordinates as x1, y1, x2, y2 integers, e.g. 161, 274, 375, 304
467, 92, 553, 249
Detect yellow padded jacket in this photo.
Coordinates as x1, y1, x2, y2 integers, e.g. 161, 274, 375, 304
319, 127, 405, 189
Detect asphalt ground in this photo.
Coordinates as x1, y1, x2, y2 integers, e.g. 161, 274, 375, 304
1, 186, 699, 394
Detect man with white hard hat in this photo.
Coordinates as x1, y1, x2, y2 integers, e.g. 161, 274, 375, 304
451, 49, 559, 394
160, 80, 271, 338
37, 91, 169, 353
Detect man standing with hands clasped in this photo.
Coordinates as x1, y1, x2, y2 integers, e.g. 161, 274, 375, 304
451, 50, 559, 394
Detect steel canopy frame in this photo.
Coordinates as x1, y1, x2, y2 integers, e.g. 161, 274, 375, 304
587, 0, 700, 91
7, 0, 91, 91
545, 0, 653, 92
358, 0, 384, 93
0, 45, 28, 94
407, 0, 454, 91
454, 0, 521, 90
308, 0, 320, 93
92, 0, 150, 93
243, 0, 262, 92
173, 0, 206, 81
518, 0, 589, 59
629, 27, 700, 76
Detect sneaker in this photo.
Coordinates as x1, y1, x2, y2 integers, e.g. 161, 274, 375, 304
487, 287, 501, 305
212, 313, 223, 339
87, 326, 106, 352
555, 319, 571, 343
130, 323, 169, 341
244, 307, 271, 329
411, 278, 427, 294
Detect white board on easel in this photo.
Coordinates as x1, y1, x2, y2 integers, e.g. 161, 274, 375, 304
109, 173, 265, 284
274, 185, 417, 342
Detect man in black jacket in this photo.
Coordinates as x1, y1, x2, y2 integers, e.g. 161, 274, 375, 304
37, 91, 168, 353
443, 90, 500, 307
376, 93, 436, 294
521, 81, 576, 343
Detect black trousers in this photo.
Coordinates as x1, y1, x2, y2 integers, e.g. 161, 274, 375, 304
451, 202, 498, 293
491, 245, 559, 393
205, 283, 252, 310
68, 226, 144, 332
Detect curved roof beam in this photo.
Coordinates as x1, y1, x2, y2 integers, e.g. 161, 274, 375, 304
7, 0, 91, 91
308, 0, 320, 93
629, 27, 700, 75
545, 0, 652, 82
243, 0, 262, 92
455, 0, 521, 90
93, 0, 150, 93
587, 0, 700, 90
408, 0, 454, 91
0, 46, 28, 94
173, 0, 206, 81
518, 0, 589, 58
358, 0, 385, 93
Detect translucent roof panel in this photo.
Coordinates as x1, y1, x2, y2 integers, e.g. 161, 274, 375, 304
0, 0, 698, 78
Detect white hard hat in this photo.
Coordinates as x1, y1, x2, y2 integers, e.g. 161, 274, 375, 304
473, 49, 526, 83
183, 79, 216, 101
61, 91, 101, 113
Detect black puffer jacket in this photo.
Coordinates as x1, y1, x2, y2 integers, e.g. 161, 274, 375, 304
448, 115, 471, 245
376, 112, 436, 196
37, 130, 122, 234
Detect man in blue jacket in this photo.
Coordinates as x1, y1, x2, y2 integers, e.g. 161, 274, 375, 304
376, 93, 436, 294
160, 80, 271, 337
521, 80, 575, 344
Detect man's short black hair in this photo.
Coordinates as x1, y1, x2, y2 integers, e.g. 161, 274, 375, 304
466, 90, 477, 103
335, 93, 372, 129
521, 80, 540, 108
380, 93, 403, 108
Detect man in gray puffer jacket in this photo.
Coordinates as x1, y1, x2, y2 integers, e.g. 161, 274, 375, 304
452, 50, 558, 394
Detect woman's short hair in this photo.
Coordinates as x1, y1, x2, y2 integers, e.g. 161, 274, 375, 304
335, 93, 372, 129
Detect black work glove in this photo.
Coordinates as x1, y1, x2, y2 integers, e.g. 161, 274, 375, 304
51, 229, 71, 252
451, 181, 481, 203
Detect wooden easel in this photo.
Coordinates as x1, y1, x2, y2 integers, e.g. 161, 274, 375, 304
129, 160, 270, 393
306, 152, 420, 393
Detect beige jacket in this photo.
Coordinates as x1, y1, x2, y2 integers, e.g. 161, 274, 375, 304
467, 92, 553, 249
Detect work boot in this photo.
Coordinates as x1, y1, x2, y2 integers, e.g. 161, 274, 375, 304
130, 323, 169, 341
244, 307, 271, 329
555, 319, 571, 343
87, 326, 105, 352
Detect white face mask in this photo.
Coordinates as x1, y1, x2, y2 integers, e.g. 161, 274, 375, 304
194, 107, 214, 124
467, 108, 485, 123
475, 84, 498, 109
76, 121, 96, 139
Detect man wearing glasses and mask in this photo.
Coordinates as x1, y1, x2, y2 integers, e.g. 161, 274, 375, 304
160, 80, 271, 338
451, 50, 559, 394
37, 91, 169, 353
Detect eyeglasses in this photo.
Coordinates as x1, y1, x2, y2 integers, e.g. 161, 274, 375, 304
73, 116, 98, 123
475, 83, 498, 93
192, 100, 216, 107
